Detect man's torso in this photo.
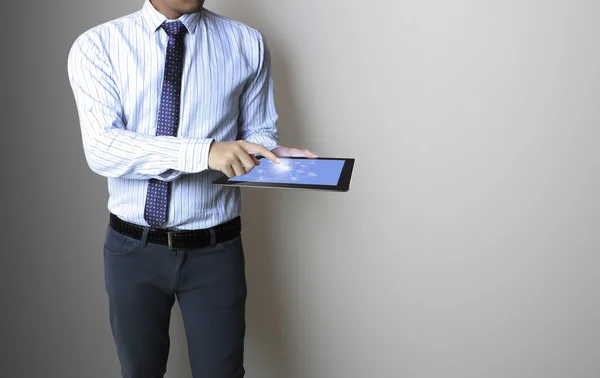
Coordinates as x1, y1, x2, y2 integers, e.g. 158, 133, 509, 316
78, 5, 266, 229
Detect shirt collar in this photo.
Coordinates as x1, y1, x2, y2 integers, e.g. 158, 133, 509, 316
141, 0, 202, 34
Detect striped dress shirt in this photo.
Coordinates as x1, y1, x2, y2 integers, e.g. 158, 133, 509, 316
67, 0, 280, 230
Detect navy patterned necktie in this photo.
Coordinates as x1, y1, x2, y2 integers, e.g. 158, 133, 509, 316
144, 21, 187, 228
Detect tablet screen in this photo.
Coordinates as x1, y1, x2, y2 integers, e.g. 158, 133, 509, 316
228, 158, 345, 186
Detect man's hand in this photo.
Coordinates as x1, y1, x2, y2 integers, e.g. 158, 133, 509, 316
272, 146, 318, 158
208, 141, 280, 178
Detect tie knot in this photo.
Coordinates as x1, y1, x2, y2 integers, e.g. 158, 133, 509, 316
161, 20, 186, 39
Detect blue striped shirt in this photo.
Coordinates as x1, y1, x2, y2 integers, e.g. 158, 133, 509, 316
67, 0, 279, 230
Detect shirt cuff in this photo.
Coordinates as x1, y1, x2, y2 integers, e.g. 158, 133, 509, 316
178, 138, 214, 174
157, 169, 182, 181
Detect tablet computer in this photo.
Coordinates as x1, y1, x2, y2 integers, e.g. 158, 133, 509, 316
211, 156, 355, 192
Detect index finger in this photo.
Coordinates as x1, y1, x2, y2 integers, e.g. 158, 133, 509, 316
242, 142, 280, 164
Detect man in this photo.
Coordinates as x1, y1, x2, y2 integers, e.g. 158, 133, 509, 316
67, 0, 316, 377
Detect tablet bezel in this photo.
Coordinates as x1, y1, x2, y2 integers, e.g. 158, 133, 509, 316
211, 156, 355, 192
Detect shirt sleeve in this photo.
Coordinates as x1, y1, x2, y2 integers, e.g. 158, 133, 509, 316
237, 32, 280, 151
67, 34, 213, 181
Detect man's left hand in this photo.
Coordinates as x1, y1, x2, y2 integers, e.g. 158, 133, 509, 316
271, 146, 319, 158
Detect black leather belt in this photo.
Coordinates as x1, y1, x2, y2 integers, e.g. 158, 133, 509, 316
109, 213, 241, 250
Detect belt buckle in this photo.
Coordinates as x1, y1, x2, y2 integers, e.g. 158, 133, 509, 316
167, 231, 176, 250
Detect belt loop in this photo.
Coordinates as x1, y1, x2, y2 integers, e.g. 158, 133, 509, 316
141, 226, 150, 247
208, 227, 217, 247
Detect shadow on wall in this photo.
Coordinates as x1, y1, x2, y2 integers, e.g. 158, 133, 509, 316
167, 4, 312, 378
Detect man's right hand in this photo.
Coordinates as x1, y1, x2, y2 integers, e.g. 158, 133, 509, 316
208, 140, 280, 178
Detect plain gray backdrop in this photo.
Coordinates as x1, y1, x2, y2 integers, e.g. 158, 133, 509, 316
2, 0, 599, 377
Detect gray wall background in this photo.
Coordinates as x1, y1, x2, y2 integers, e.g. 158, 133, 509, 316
3, 0, 599, 377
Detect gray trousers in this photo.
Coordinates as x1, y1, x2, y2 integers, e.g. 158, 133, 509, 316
103, 222, 247, 378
